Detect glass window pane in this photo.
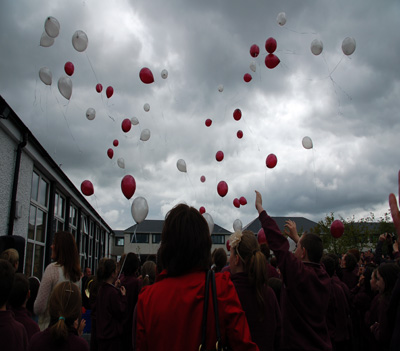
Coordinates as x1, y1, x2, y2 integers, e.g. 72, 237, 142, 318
31, 172, 39, 201
54, 193, 59, 216
59, 196, 64, 218
36, 209, 46, 243
33, 245, 44, 280
132, 234, 149, 244
24, 242, 34, 277
152, 234, 161, 244
39, 178, 48, 207
28, 205, 36, 240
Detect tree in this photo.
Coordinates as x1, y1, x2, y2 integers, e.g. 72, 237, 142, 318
310, 212, 395, 256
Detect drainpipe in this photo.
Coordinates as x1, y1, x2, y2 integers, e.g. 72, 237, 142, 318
8, 133, 28, 236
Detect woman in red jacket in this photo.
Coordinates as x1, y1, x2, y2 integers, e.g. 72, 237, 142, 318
135, 203, 258, 351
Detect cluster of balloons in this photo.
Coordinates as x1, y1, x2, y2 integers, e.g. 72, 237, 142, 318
233, 197, 247, 208
39, 17, 90, 101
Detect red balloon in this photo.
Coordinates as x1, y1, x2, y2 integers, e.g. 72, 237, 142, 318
121, 119, 132, 133
257, 228, 267, 244
139, 67, 154, 84
199, 206, 206, 214
200, 175, 206, 183
331, 220, 344, 239
226, 239, 231, 252
237, 130, 243, 139
106, 86, 114, 98
265, 54, 280, 69
243, 73, 252, 83
96, 83, 103, 93
81, 180, 94, 196
265, 37, 277, 54
107, 148, 114, 159
113, 139, 119, 147
239, 196, 247, 206
233, 198, 240, 208
250, 44, 260, 58
217, 181, 228, 197
266, 154, 278, 169
64, 61, 74, 76
216, 151, 224, 162
121, 175, 136, 200
233, 109, 242, 121
205, 119, 212, 127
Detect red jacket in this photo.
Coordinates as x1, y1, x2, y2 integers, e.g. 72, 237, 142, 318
136, 270, 259, 351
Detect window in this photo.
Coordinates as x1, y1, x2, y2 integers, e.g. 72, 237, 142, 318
131, 233, 149, 244
211, 235, 225, 245
152, 234, 161, 244
53, 191, 66, 232
115, 237, 124, 246
69, 204, 78, 241
25, 171, 49, 279
80, 215, 89, 269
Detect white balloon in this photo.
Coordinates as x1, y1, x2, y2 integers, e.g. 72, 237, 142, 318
86, 108, 96, 121
218, 84, 224, 92
72, 30, 88, 52
140, 129, 151, 141
302, 136, 313, 149
117, 157, 125, 169
311, 39, 323, 56
249, 61, 256, 73
288, 237, 296, 252
203, 213, 214, 235
177, 159, 187, 173
131, 116, 139, 125
233, 219, 242, 232
342, 37, 356, 56
44, 16, 60, 38
143, 103, 150, 112
40, 32, 54, 47
39, 67, 52, 86
57, 76, 72, 100
161, 69, 168, 79
131, 197, 149, 224
276, 12, 287, 26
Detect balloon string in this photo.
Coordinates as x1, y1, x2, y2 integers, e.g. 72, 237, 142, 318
53, 92, 83, 154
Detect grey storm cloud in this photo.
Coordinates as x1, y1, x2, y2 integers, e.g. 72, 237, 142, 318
0, 0, 399, 232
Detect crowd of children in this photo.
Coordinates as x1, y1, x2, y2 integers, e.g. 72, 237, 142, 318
1, 170, 400, 351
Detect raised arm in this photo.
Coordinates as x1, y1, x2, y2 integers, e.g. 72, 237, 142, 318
389, 170, 400, 240
284, 220, 300, 244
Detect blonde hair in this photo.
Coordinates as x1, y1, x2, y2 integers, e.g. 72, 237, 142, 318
141, 261, 156, 287
0, 248, 19, 269
48, 281, 81, 343
232, 230, 268, 321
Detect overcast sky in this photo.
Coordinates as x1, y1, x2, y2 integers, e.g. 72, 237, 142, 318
1, 0, 399, 232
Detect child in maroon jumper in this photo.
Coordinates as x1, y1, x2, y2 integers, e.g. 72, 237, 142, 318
9, 273, 40, 340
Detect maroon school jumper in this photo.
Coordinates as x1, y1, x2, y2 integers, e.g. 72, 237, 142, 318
11, 306, 40, 341
230, 272, 282, 351
0, 309, 28, 351
29, 328, 89, 351
119, 275, 140, 351
259, 211, 332, 351
95, 282, 127, 351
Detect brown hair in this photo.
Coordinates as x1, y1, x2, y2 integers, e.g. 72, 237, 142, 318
211, 248, 227, 272
53, 231, 81, 282
159, 204, 212, 277
48, 281, 81, 343
236, 230, 268, 321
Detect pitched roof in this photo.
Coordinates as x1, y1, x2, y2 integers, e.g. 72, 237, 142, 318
122, 220, 231, 235
244, 216, 319, 234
